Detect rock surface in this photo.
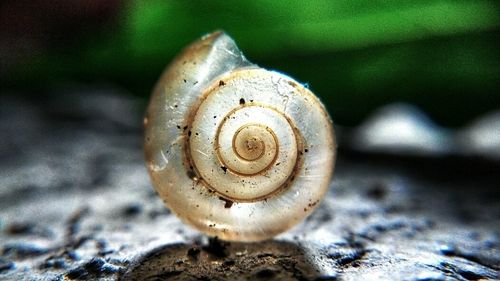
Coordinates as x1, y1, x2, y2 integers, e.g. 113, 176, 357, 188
0, 90, 499, 280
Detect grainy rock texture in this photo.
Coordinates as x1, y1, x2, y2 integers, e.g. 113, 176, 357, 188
0, 90, 499, 280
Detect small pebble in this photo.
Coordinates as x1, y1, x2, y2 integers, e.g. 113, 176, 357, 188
65, 257, 121, 280
41, 258, 67, 269
438, 244, 456, 256
187, 247, 200, 258
2, 243, 49, 258
0, 260, 15, 273
122, 203, 143, 217
66, 250, 81, 261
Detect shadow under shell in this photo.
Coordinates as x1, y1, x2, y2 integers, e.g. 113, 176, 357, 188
119, 239, 327, 281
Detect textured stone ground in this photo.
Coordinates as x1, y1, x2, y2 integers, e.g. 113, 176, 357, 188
0, 89, 499, 280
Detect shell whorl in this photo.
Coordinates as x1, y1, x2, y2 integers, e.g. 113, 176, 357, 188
186, 69, 306, 202
144, 31, 336, 241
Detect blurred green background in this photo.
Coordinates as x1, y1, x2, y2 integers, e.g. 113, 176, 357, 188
1, 0, 499, 126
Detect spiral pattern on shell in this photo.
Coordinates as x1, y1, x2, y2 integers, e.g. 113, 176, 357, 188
144, 31, 336, 241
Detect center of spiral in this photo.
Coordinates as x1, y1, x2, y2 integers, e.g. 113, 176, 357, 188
233, 125, 268, 161
219, 123, 278, 175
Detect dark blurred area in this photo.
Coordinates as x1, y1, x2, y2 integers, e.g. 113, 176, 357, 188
1, 0, 499, 127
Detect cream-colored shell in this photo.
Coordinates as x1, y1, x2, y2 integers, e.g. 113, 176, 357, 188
144, 31, 336, 241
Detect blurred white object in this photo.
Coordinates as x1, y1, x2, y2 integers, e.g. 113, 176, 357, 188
458, 111, 500, 159
352, 103, 452, 156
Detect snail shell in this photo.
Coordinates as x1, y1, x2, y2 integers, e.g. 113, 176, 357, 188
144, 31, 336, 241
